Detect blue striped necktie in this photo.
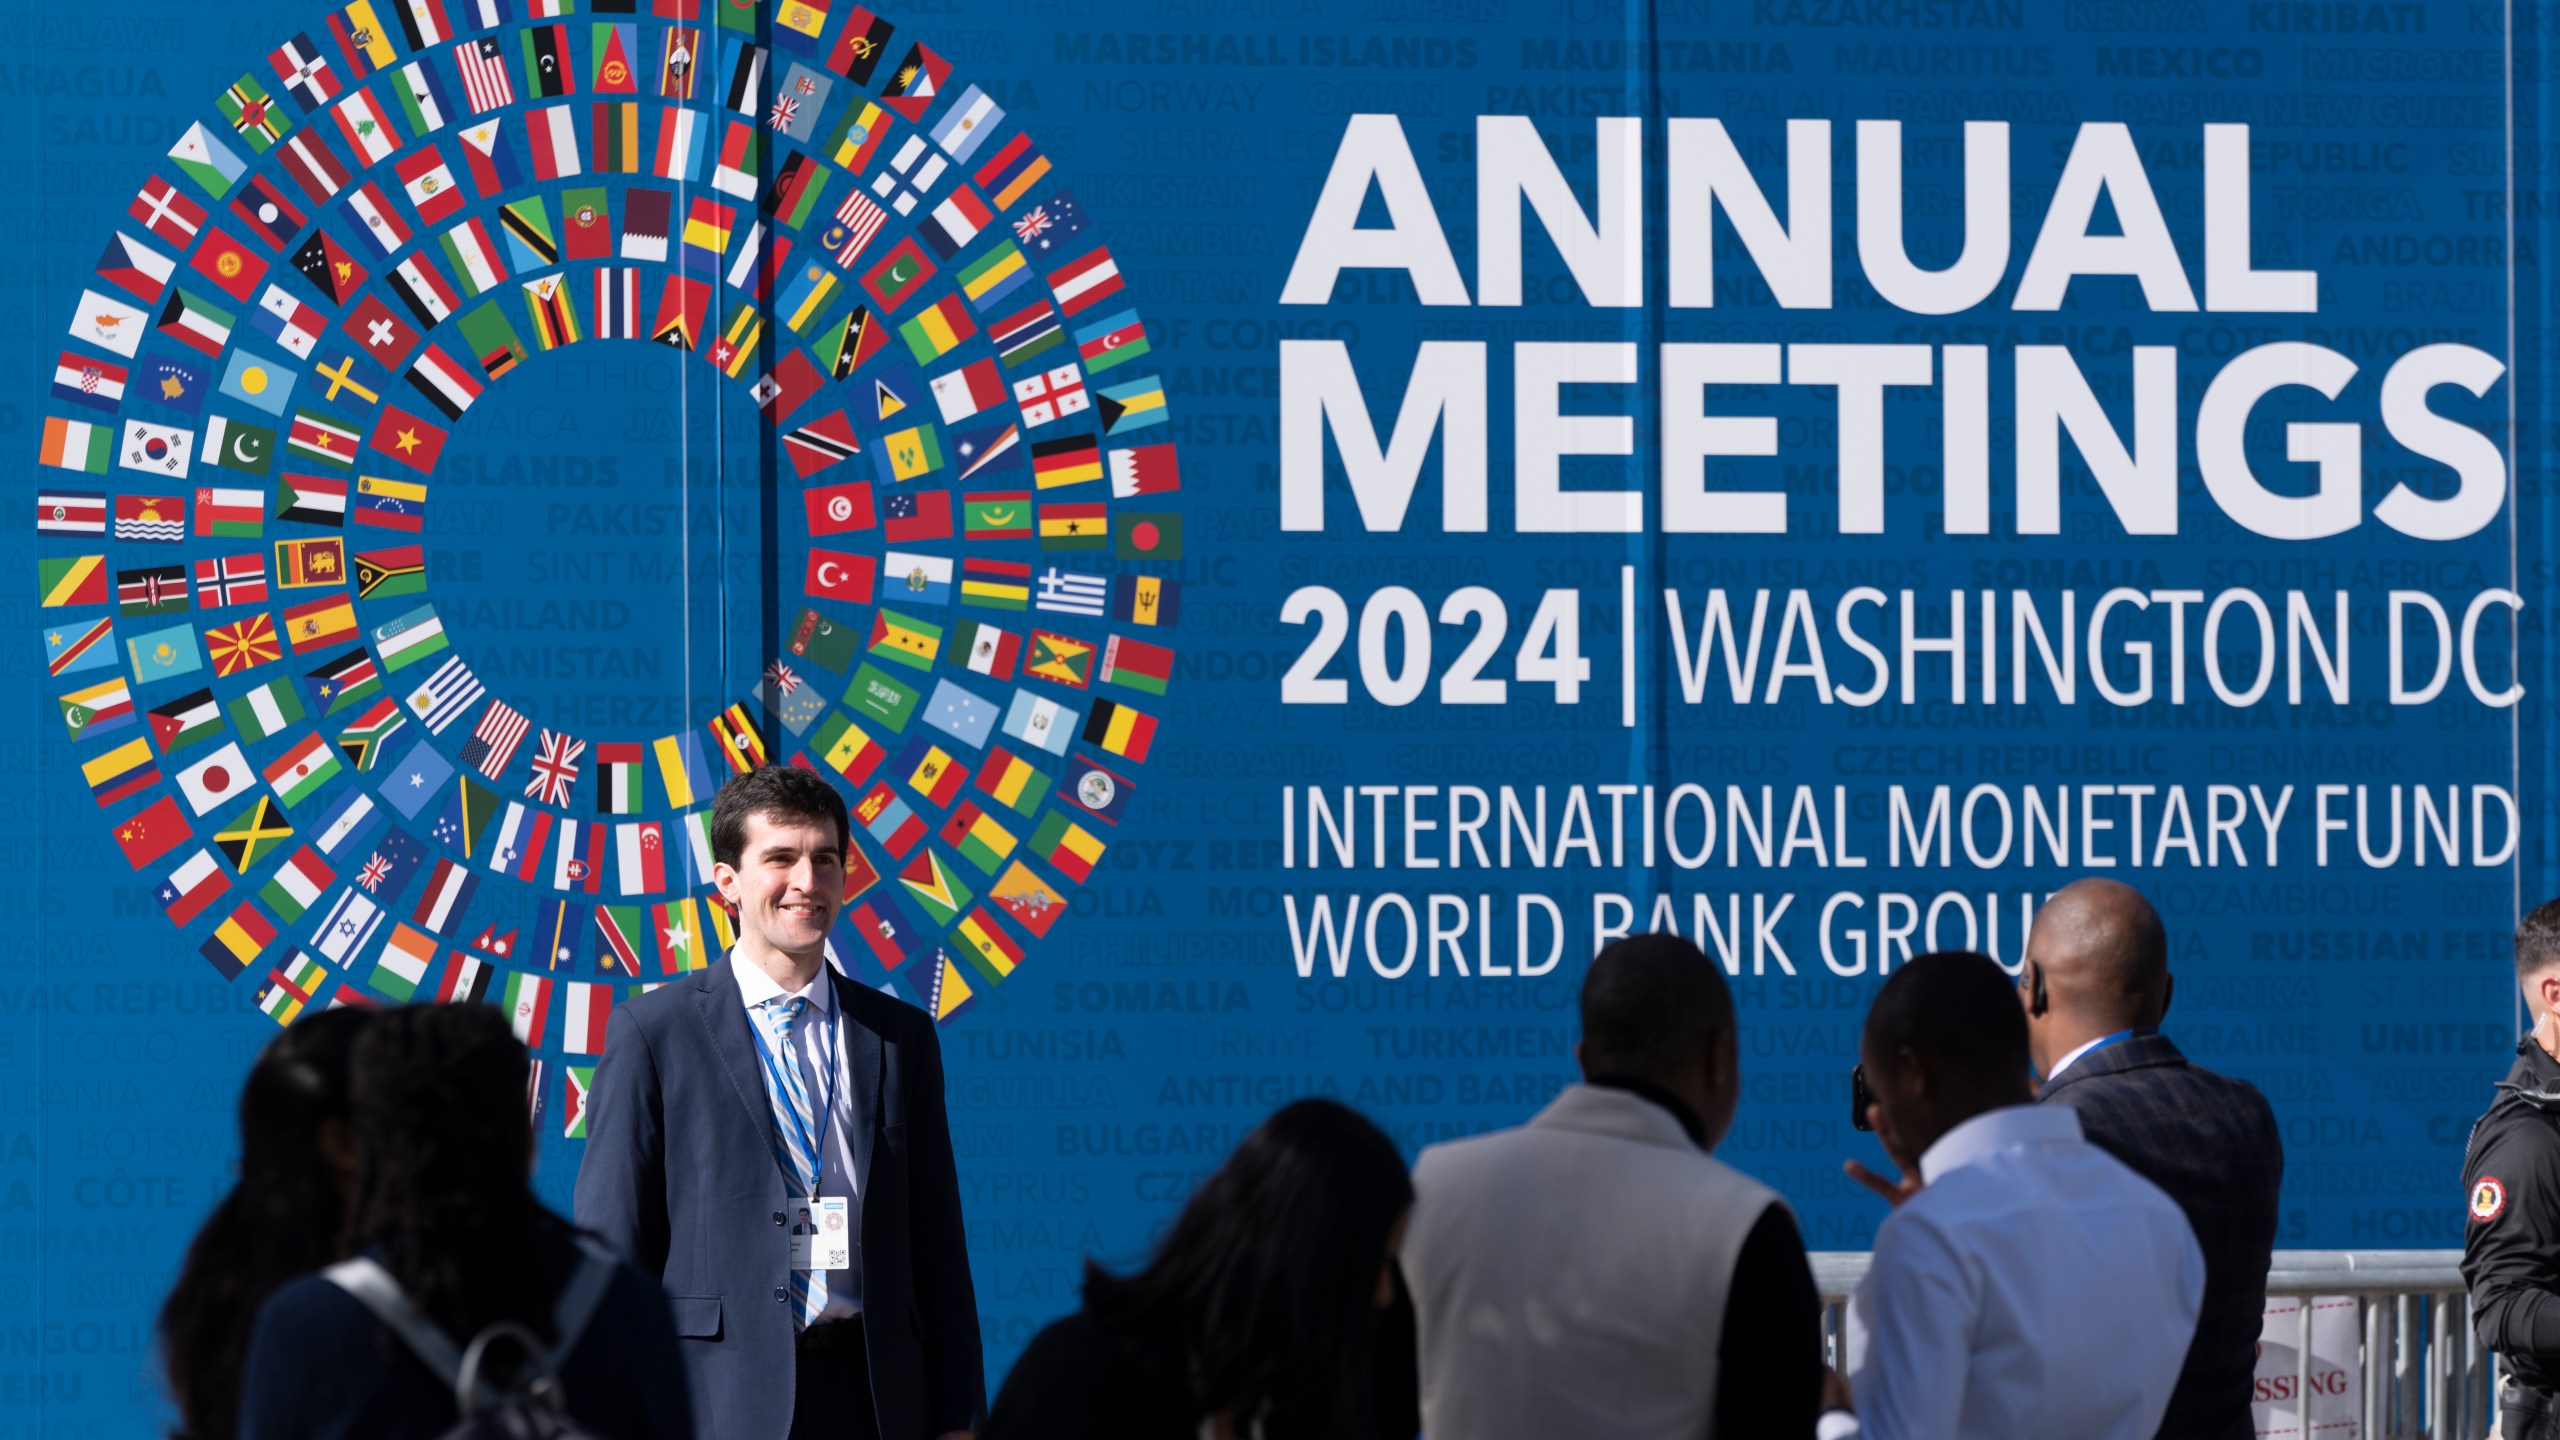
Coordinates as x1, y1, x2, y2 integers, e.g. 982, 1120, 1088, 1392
752, 995, 828, 1329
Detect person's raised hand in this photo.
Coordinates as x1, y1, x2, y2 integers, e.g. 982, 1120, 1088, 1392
1844, 1157, 1922, 1208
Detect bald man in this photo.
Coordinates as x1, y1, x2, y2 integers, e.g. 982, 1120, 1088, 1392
2019, 879, 2283, 1440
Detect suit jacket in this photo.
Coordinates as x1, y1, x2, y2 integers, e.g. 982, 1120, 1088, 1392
2039, 1033, 2282, 1440
573, 957, 985, 1440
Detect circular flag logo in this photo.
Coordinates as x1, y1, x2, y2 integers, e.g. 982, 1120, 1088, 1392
38, 2, 1189, 1127
2473, 1176, 2507, 1222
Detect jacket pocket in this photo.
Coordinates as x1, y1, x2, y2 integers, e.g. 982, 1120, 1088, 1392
669, 1294, 723, 1339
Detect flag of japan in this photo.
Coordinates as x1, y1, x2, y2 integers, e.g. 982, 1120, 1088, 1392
930, 358, 1007, 424
176, 742, 255, 815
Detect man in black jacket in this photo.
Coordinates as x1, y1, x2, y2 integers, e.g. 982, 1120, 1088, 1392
2462, 898, 2560, 1438
2020, 878, 2283, 1440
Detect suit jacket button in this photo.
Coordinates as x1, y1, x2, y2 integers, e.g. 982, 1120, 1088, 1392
773, 1212, 786, 1226
775, 1287, 788, 1303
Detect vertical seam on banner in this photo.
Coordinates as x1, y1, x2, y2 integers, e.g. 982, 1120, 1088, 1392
2507, 0, 2522, 1039
1628, 0, 1664, 915
683, 65, 696, 747
756, 5, 782, 735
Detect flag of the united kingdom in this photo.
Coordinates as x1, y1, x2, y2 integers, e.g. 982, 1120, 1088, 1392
525, 728, 585, 806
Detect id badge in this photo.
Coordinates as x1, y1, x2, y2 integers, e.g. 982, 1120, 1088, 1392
790, 1196, 852, 1271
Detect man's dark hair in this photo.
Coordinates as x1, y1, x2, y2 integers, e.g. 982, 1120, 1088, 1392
1865, 950, 2031, 1084
1579, 932, 1737, 1078
710, 764, 850, 869
2517, 899, 2560, 983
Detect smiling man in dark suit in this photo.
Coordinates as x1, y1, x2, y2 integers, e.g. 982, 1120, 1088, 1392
2021, 878, 2283, 1440
576, 764, 983, 1440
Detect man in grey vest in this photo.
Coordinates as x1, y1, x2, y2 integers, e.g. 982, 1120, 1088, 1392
1400, 932, 1823, 1438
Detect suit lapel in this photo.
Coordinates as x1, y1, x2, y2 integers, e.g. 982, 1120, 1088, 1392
694, 957, 782, 1141
830, 968, 884, 1194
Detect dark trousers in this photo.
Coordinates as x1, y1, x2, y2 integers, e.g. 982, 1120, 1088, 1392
791, 1315, 881, 1440
2506, 1382, 2558, 1440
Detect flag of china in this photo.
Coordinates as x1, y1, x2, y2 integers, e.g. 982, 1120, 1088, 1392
114, 794, 193, 869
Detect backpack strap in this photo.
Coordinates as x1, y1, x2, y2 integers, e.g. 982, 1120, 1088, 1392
547, 1237, 618, 1365
324, 1242, 617, 1415
454, 1239, 620, 1418
321, 1257, 492, 1409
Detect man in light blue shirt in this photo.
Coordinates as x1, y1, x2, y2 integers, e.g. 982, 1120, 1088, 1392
1822, 951, 2204, 1440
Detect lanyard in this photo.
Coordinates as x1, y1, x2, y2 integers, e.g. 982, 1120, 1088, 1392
2082, 1027, 2150, 1059
2069, 1027, 2150, 1071
749, 991, 841, 1196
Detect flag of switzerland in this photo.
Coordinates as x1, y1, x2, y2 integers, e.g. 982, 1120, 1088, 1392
342, 295, 420, 367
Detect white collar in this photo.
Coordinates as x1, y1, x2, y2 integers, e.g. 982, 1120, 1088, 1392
1529, 1083, 1701, 1154
734, 950, 836, 1019
2043, 1032, 2122, 1084
1917, 1103, 2083, 1185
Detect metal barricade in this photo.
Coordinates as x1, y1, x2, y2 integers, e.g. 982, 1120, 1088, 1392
1810, 1250, 2487, 1440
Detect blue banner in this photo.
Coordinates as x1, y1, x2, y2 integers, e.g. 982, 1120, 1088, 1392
0, 0, 2548, 1428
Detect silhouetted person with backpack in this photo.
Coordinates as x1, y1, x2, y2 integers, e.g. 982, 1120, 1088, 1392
237, 1002, 693, 1439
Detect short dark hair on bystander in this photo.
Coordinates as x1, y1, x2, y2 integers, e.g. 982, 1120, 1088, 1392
709, 763, 850, 870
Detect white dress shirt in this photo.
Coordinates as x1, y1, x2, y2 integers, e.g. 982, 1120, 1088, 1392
737, 955, 863, 1318
2042, 1028, 2135, 1084
1820, 1104, 2203, 1440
